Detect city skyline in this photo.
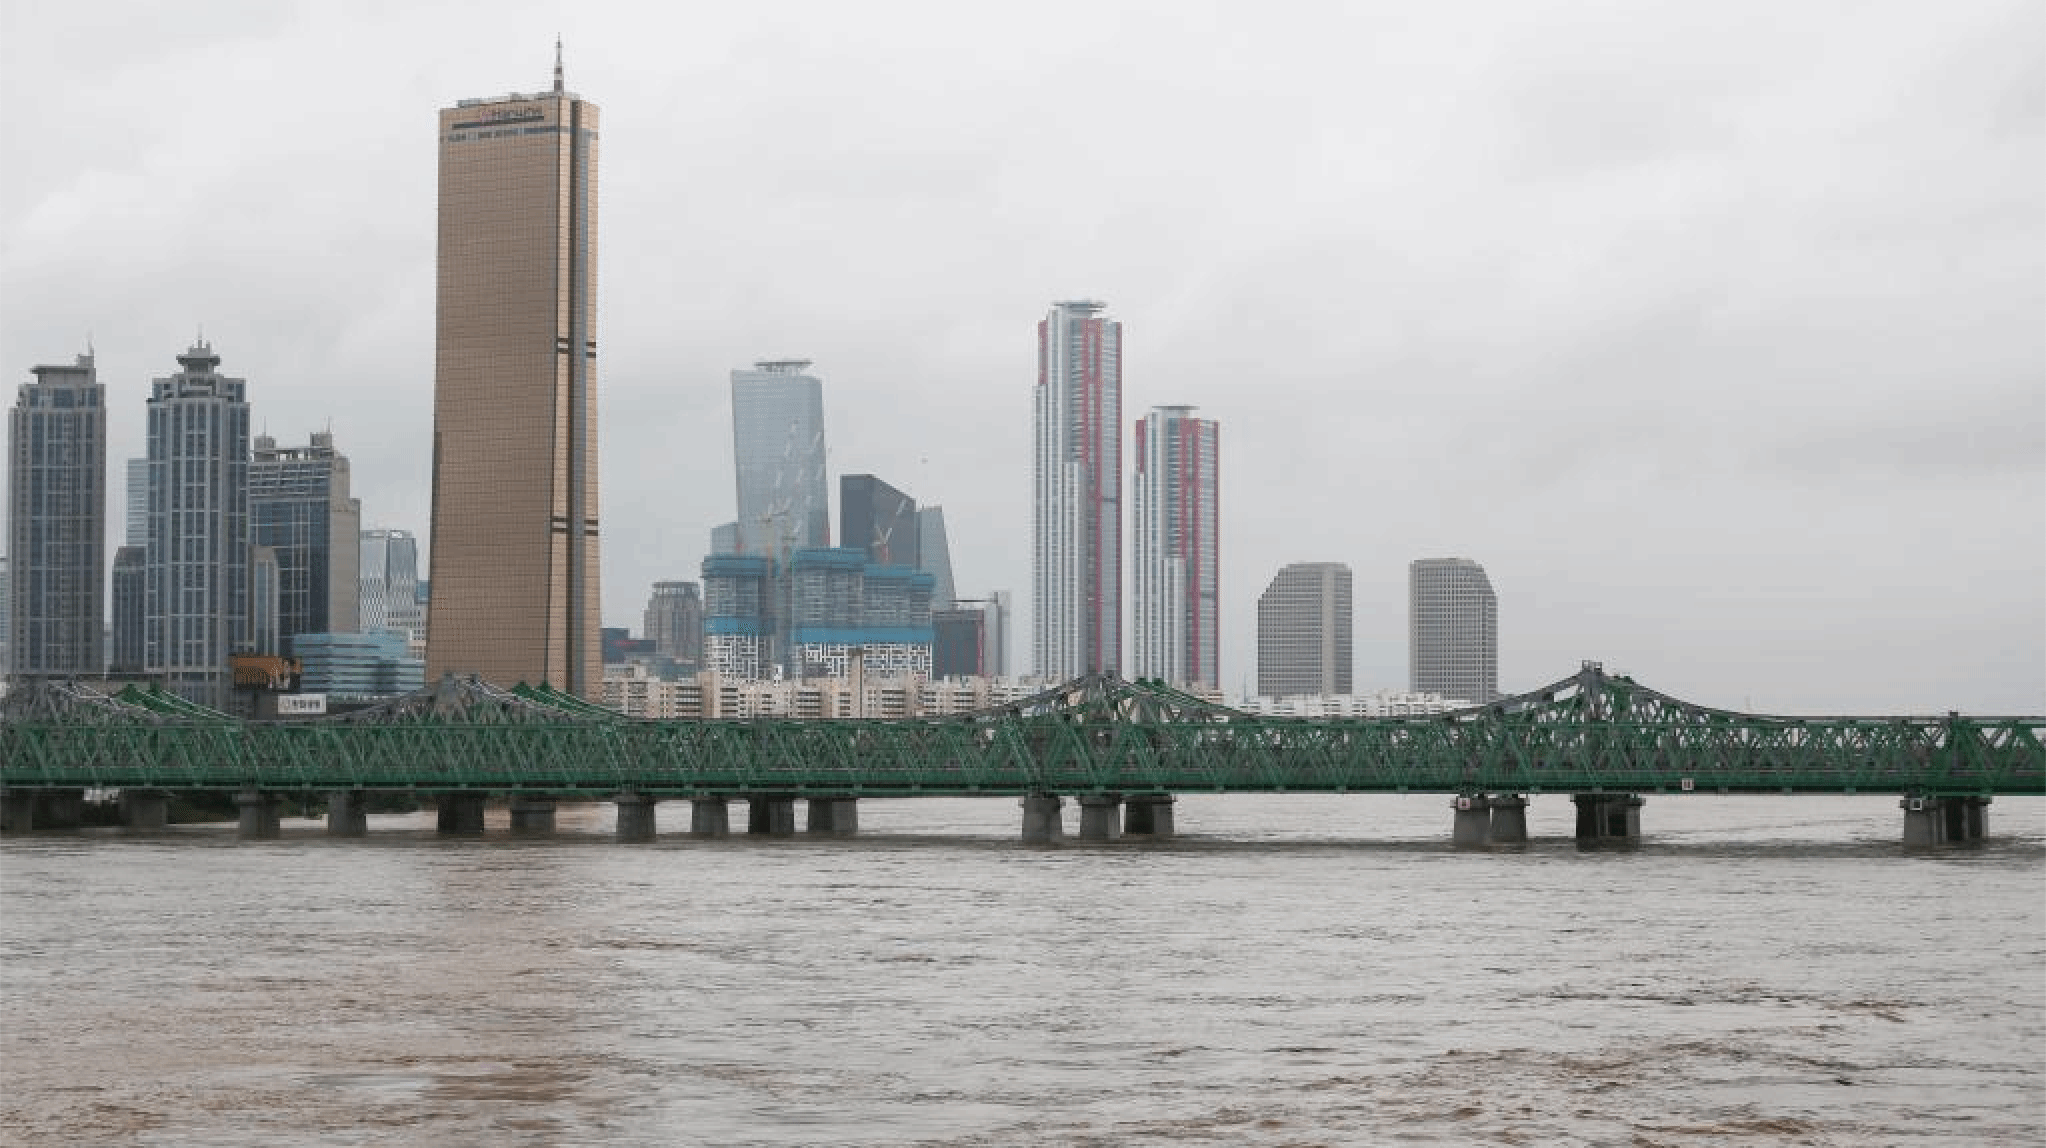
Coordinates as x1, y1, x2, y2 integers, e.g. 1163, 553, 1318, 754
1, 6, 2039, 713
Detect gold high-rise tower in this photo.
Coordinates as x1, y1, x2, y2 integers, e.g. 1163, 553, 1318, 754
427, 49, 600, 697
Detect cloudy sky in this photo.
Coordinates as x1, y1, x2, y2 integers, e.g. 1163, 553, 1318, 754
3, 0, 2040, 714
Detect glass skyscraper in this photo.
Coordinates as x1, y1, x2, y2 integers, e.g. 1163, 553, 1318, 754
731, 360, 829, 557
1131, 405, 1220, 688
1409, 557, 1499, 703
1032, 300, 1122, 679
7, 351, 105, 679
144, 342, 250, 708
427, 53, 602, 698
249, 431, 360, 651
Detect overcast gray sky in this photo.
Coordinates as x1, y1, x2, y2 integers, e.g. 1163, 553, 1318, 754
2, 0, 2040, 714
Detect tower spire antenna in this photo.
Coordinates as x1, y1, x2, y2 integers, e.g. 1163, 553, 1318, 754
554, 38, 564, 93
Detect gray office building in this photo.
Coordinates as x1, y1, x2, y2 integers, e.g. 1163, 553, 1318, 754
109, 546, 146, 673
1256, 562, 1352, 697
7, 352, 106, 679
251, 431, 360, 650
1410, 557, 1498, 703
731, 360, 829, 557
360, 529, 424, 650
841, 475, 919, 567
643, 580, 703, 668
144, 342, 250, 709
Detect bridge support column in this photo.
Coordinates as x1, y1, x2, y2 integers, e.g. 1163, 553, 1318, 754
326, 791, 367, 836
1020, 794, 1064, 844
1078, 794, 1122, 841
1124, 795, 1176, 838
807, 797, 858, 836
614, 793, 657, 842
1964, 797, 1990, 840
691, 797, 730, 838
34, 789, 86, 829
1488, 795, 1529, 844
508, 796, 557, 833
1452, 794, 1493, 846
1901, 797, 1989, 846
1572, 793, 1643, 843
119, 790, 170, 831
436, 792, 486, 835
1, 789, 35, 832
748, 796, 796, 836
235, 790, 281, 840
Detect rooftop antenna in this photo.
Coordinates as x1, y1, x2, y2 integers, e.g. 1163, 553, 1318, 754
553, 38, 564, 93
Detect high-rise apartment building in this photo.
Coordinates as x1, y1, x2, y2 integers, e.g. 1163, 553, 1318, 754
7, 352, 105, 679
0, 556, 10, 676
427, 54, 602, 698
840, 475, 918, 567
642, 580, 703, 667
1410, 557, 1498, 703
731, 360, 829, 557
144, 342, 250, 708
1256, 562, 1352, 697
1032, 300, 1122, 679
1131, 405, 1219, 688
250, 431, 360, 651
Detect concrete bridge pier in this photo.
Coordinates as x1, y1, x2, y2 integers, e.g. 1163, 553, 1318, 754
1901, 796, 1990, 846
1, 789, 35, 832
508, 796, 557, 832
235, 790, 282, 840
806, 797, 859, 836
1488, 795, 1529, 844
748, 796, 796, 836
34, 789, 86, 829
119, 790, 170, 831
1020, 794, 1065, 843
326, 791, 368, 836
436, 792, 486, 835
614, 793, 657, 842
691, 797, 731, 837
1452, 794, 1493, 846
1078, 794, 1122, 841
1123, 795, 1176, 838
1572, 793, 1643, 843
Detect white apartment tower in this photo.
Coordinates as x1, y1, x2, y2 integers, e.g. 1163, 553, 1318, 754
1032, 300, 1121, 679
1409, 557, 1499, 703
1131, 405, 1219, 688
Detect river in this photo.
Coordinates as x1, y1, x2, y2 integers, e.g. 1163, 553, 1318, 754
2, 793, 2041, 1146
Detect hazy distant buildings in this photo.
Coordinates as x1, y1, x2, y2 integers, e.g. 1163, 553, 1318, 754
918, 506, 955, 608
732, 360, 829, 557
7, 352, 105, 679
427, 59, 602, 698
1410, 557, 1498, 703
1257, 562, 1352, 697
360, 529, 424, 655
1032, 300, 1122, 678
1130, 405, 1219, 688
125, 457, 148, 547
109, 546, 145, 674
642, 580, 703, 668
250, 431, 360, 651
144, 342, 250, 708
0, 556, 10, 676
841, 475, 918, 567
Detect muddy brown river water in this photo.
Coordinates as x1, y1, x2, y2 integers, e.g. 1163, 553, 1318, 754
3, 793, 2041, 1146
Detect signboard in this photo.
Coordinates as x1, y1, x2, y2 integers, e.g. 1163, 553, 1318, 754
277, 694, 328, 716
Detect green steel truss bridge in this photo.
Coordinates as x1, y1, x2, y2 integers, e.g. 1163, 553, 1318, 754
2, 663, 2040, 800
